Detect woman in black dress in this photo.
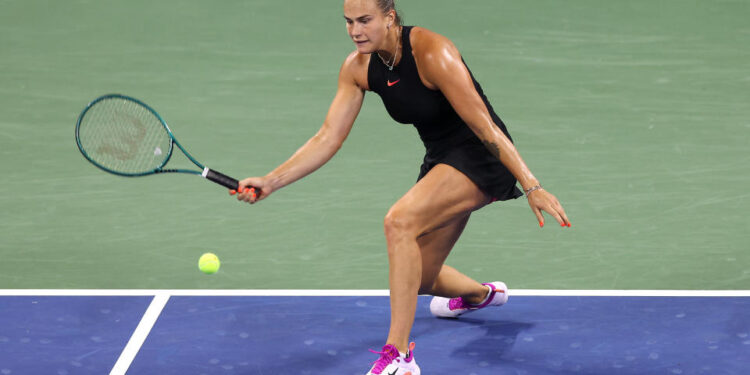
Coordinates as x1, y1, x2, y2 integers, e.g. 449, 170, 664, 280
235, 1, 571, 373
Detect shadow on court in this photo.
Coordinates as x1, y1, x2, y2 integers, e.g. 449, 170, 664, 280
449, 318, 536, 363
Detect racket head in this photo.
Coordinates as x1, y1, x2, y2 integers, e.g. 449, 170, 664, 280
75, 94, 174, 176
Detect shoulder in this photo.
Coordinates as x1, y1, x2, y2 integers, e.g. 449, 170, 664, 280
409, 26, 460, 64
409, 27, 464, 89
340, 50, 371, 90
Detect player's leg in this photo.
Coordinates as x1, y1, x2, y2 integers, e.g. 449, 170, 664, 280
426, 265, 491, 303
416, 215, 508, 319
368, 164, 508, 375
383, 164, 490, 353
421, 219, 509, 319
416, 215, 490, 305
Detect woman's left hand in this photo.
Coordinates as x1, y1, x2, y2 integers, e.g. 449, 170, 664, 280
527, 188, 571, 228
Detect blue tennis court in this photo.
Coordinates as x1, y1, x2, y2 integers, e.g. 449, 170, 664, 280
1, 291, 748, 374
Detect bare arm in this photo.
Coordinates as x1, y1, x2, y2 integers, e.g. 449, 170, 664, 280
414, 30, 571, 226
237, 53, 366, 203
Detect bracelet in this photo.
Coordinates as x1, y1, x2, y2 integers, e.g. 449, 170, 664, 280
524, 185, 543, 196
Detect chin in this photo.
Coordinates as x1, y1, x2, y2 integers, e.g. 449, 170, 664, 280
354, 42, 375, 54
357, 47, 374, 54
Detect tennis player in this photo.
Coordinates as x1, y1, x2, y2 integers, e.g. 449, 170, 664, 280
235, 0, 571, 373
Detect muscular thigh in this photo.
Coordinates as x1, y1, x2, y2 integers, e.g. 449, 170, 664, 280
386, 163, 491, 236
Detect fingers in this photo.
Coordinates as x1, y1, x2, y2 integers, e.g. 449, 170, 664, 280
559, 206, 572, 227
543, 201, 572, 228
537, 208, 571, 228
533, 207, 544, 228
550, 198, 571, 227
236, 186, 259, 204
230, 176, 269, 205
549, 208, 566, 227
529, 190, 572, 228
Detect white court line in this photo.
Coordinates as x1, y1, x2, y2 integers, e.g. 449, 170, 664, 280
0, 289, 749, 297
109, 293, 170, 375
508, 290, 750, 297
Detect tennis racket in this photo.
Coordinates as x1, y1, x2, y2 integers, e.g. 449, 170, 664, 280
75, 94, 248, 191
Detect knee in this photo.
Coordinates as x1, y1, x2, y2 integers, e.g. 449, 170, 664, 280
383, 206, 418, 245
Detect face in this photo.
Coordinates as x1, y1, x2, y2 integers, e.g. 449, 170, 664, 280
343, 0, 393, 54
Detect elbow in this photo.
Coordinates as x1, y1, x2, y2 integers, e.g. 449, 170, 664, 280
327, 139, 344, 155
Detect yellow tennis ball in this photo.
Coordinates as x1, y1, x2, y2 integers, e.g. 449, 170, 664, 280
198, 253, 220, 275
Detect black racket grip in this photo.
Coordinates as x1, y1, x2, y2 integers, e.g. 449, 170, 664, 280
202, 168, 240, 190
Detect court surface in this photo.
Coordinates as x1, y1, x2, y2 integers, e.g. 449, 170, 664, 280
1, 290, 748, 375
1, 0, 748, 374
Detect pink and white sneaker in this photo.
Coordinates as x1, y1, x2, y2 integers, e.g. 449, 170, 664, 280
429, 282, 508, 318
365, 342, 420, 375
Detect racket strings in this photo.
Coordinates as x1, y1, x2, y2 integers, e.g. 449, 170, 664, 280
78, 98, 171, 174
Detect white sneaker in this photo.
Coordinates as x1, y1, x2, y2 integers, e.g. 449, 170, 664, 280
366, 342, 420, 375
429, 282, 508, 318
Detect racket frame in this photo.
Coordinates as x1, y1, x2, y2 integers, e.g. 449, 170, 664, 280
75, 94, 241, 190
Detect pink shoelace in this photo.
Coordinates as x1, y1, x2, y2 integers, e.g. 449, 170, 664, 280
368, 344, 400, 374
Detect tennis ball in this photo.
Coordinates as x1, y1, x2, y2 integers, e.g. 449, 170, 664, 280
198, 253, 220, 275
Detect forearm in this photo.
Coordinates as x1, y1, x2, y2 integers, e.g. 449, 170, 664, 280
264, 133, 341, 191
480, 130, 539, 191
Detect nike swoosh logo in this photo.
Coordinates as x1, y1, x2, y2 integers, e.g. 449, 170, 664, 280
387, 79, 400, 87
388, 370, 398, 375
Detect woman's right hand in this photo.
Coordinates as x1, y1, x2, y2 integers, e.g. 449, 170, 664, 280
232, 176, 274, 204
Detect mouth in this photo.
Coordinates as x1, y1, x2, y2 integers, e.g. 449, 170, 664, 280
353, 40, 369, 46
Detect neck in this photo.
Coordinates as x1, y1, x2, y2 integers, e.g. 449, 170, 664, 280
377, 25, 402, 63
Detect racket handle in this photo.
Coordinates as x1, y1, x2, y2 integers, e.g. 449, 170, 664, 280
202, 167, 240, 190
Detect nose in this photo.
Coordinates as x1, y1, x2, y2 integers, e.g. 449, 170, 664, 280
349, 22, 363, 38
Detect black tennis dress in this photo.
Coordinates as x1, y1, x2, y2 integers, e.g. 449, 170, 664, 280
367, 26, 523, 201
